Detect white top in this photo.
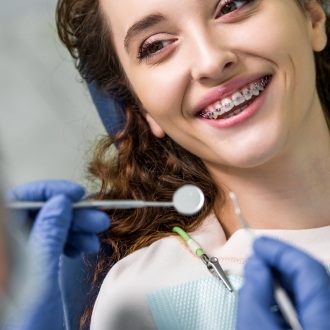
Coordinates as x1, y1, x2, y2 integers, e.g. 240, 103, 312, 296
91, 213, 330, 330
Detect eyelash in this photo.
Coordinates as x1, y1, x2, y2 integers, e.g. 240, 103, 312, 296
137, 0, 256, 61
216, 0, 255, 18
137, 39, 173, 61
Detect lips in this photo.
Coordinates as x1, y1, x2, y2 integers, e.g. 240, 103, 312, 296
196, 75, 271, 120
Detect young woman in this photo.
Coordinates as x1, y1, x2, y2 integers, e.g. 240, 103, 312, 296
56, 0, 330, 328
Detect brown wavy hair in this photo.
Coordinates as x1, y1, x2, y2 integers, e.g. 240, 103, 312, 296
56, 0, 330, 327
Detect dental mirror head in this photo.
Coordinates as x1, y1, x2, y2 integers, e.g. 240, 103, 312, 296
172, 184, 204, 215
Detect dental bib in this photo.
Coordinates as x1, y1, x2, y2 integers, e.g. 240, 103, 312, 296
147, 275, 242, 330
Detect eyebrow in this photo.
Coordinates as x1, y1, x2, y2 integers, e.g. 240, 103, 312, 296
124, 14, 167, 52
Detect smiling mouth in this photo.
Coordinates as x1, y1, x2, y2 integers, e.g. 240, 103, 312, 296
198, 76, 271, 120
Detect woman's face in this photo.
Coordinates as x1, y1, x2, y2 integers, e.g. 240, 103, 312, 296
101, 0, 327, 172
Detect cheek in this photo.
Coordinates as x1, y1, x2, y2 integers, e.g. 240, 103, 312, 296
243, 11, 315, 94
129, 65, 186, 120
237, 3, 312, 63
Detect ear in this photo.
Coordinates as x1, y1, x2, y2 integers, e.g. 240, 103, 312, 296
306, 1, 327, 52
145, 113, 166, 138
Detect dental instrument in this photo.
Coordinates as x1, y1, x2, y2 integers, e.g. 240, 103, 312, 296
7, 184, 204, 216
172, 226, 234, 292
228, 192, 303, 330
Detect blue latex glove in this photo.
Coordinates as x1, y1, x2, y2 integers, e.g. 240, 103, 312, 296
237, 236, 330, 330
5, 180, 110, 330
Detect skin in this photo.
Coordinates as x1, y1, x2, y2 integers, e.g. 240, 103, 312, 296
101, 0, 329, 236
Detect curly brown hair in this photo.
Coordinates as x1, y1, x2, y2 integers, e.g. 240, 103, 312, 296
56, 0, 330, 327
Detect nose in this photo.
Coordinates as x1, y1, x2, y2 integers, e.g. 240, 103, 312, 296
189, 31, 238, 83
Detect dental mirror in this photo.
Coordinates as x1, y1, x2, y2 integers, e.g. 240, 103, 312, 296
7, 184, 205, 216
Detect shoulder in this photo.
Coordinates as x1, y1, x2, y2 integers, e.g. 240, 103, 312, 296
91, 235, 204, 329
104, 234, 207, 283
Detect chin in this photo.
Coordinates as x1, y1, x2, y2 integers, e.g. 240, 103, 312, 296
225, 142, 285, 170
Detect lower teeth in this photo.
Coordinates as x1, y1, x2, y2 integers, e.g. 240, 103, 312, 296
222, 103, 250, 119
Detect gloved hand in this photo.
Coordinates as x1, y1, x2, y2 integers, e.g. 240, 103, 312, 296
236, 236, 330, 330
5, 180, 110, 330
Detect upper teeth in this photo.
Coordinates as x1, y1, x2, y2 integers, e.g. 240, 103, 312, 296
200, 77, 269, 119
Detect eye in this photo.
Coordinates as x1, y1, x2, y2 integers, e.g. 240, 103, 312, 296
138, 39, 172, 61
218, 0, 252, 17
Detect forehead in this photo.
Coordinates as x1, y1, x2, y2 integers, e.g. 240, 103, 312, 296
101, 0, 161, 31
100, 0, 202, 42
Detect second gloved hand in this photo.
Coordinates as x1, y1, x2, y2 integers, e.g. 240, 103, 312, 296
5, 180, 110, 330
237, 236, 330, 330
6, 180, 110, 276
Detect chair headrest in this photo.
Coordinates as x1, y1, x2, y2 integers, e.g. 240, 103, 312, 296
88, 82, 126, 136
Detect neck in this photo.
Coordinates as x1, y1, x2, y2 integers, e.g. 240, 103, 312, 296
212, 127, 330, 237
